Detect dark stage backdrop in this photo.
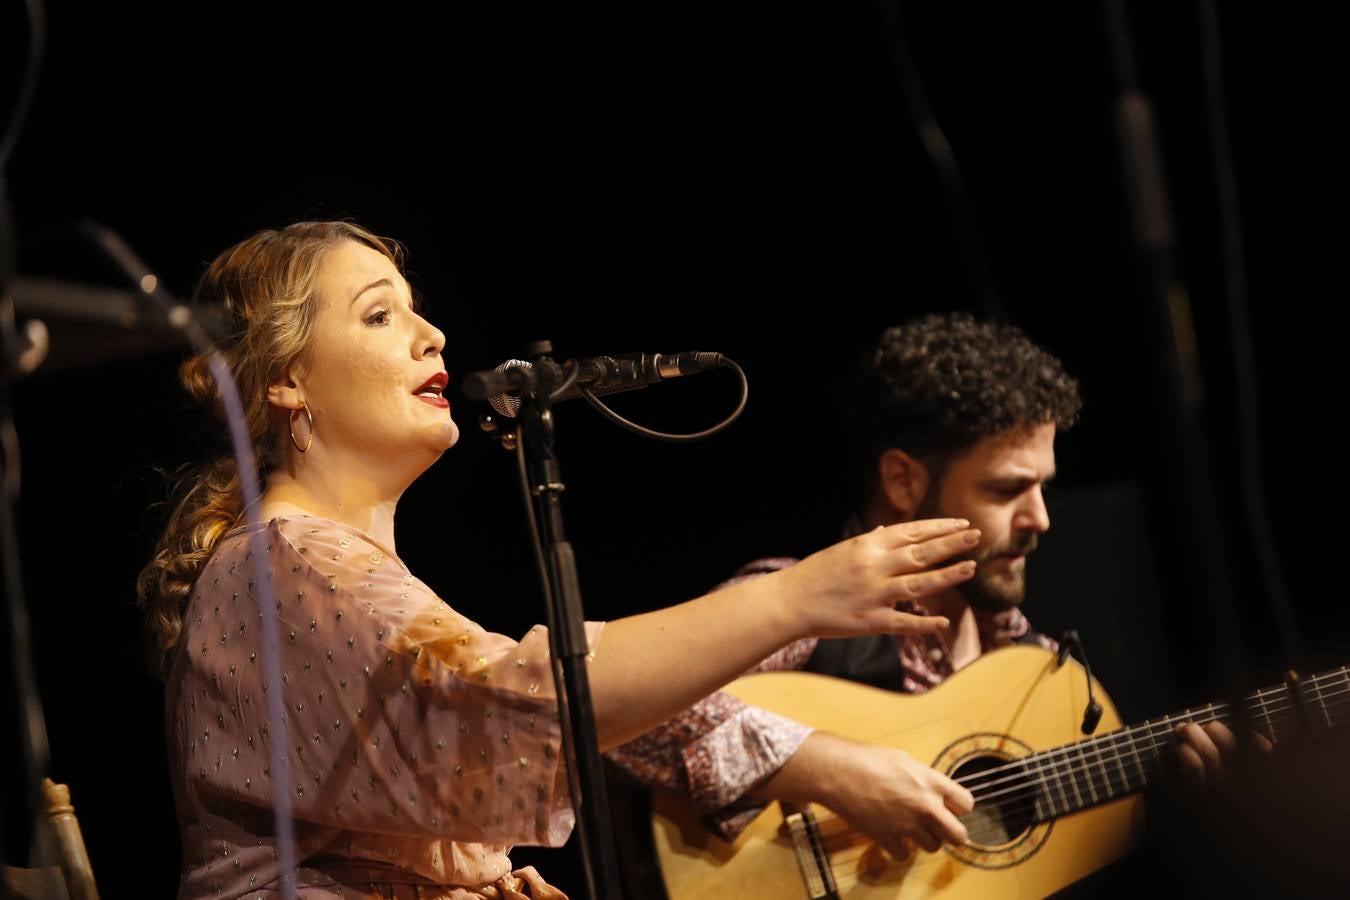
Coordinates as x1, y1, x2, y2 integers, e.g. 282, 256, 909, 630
2, 2, 1347, 896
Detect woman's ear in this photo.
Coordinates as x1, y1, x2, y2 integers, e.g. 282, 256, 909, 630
267, 364, 305, 412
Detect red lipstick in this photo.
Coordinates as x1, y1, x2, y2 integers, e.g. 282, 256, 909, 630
413, 372, 450, 409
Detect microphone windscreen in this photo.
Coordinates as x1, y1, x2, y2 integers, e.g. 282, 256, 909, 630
488, 359, 531, 418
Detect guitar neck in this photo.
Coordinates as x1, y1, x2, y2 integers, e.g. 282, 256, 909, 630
969, 665, 1350, 824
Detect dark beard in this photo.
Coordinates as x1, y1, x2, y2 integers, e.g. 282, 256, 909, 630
913, 493, 1037, 612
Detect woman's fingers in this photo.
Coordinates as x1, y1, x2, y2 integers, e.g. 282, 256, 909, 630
888, 612, 951, 636
877, 518, 970, 548
788, 519, 981, 640
889, 559, 977, 608
893, 528, 981, 574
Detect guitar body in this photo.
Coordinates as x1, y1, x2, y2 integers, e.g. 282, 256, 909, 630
651, 646, 1147, 899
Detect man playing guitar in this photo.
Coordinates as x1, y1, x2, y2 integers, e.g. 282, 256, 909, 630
606, 313, 1235, 871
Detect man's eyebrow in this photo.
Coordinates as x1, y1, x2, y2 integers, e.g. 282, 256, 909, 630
984, 470, 1056, 487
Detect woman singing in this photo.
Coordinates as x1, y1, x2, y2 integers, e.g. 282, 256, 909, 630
137, 221, 978, 898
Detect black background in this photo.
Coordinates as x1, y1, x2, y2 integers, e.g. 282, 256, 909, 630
2, 2, 1348, 895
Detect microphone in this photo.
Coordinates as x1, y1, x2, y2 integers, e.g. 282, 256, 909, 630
465, 352, 724, 419
1058, 629, 1104, 735
484, 359, 531, 418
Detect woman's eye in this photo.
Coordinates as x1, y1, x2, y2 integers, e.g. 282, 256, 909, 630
365, 309, 392, 326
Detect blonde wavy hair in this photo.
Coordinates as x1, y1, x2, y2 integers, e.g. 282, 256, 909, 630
136, 221, 405, 677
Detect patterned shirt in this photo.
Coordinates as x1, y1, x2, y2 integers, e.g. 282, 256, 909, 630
605, 556, 1056, 839
167, 516, 595, 898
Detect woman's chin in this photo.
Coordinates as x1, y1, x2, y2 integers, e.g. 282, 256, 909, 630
413, 423, 460, 461
438, 420, 461, 450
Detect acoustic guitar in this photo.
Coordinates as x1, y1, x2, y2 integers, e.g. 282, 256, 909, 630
650, 645, 1347, 898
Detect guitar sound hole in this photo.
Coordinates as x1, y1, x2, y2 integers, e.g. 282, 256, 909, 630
951, 755, 1035, 847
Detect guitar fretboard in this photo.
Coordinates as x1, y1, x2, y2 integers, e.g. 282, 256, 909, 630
959, 665, 1350, 827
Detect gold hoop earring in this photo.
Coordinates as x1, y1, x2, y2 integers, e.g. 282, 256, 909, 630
289, 403, 313, 453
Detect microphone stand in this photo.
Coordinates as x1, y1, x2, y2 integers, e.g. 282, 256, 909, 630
0, 176, 57, 879
483, 341, 622, 900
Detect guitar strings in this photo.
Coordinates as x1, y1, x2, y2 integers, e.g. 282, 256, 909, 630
963, 701, 1235, 799
964, 696, 1333, 809
961, 685, 1350, 805
797, 692, 1333, 885
825, 681, 1350, 834
953, 669, 1350, 796
760, 668, 1350, 889
820, 680, 1339, 890
798, 684, 1350, 863
962, 690, 1350, 830
804, 686, 1350, 857
956, 668, 1349, 793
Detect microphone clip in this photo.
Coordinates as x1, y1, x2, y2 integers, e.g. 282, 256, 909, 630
1058, 628, 1105, 735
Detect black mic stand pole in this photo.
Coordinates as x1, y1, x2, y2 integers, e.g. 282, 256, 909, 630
503, 342, 623, 900
0, 176, 66, 883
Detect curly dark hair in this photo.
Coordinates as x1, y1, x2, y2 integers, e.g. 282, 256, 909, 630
845, 313, 1082, 501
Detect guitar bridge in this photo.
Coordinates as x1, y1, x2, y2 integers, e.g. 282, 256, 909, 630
784, 807, 839, 899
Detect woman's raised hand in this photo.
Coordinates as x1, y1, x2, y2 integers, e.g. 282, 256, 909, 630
774, 519, 979, 640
